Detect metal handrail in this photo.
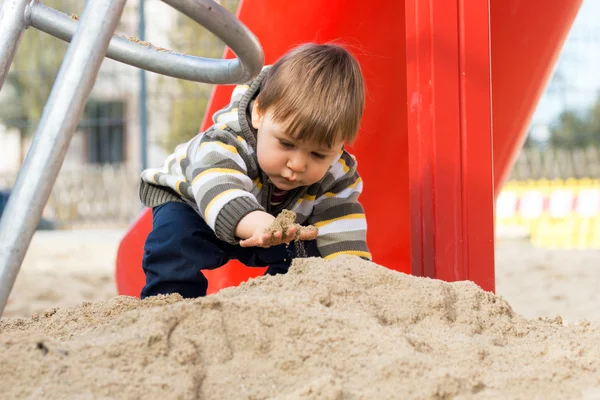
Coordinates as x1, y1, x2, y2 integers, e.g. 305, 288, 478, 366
0, 0, 264, 317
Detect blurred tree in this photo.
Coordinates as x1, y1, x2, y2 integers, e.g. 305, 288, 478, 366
587, 96, 600, 142
160, 0, 240, 152
0, 1, 70, 165
550, 110, 589, 147
550, 94, 600, 148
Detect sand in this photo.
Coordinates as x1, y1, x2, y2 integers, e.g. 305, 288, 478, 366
2, 230, 119, 318
495, 239, 600, 324
266, 209, 318, 240
2, 231, 600, 399
2, 249, 600, 399
264, 210, 318, 257
266, 209, 301, 236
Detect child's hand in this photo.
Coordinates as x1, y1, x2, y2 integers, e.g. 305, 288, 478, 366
236, 211, 317, 248
239, 224, 297, 248
240, 225, 318, 248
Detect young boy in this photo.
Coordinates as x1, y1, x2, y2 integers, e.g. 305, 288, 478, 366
138, 43, 371, 299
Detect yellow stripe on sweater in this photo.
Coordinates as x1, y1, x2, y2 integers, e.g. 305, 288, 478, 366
324, 250, 372, 260
198, 141, 239, 154
216, 108, 238, 123
313, 213, 365, 228
151, 171, 160, 184
338, 157, 350, 173
192, 168, 243, 184
349, 177, 362, 188
321, 178, 363, 198
204, 188, 239, 216
175, 179, 184, 193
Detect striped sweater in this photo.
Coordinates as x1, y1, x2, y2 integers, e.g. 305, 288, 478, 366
139, 67, 371, 260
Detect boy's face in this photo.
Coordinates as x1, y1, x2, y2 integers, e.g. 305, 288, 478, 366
251, 102, 344, 191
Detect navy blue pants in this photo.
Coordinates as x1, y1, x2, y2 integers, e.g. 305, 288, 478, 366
141, 202, 319, 299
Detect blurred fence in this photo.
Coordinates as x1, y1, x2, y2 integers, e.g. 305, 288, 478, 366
509, 146, 600, 181
0, 165, 141, 229
0, 0, 239, 229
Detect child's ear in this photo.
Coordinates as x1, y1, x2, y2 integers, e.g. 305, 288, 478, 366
251, 101, 262, 130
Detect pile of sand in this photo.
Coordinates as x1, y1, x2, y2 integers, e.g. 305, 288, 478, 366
2, 230, 119, 318
1, 256, 600, 399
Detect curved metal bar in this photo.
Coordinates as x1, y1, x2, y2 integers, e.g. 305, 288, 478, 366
28, 0, 264, 84
162, 0, 264, 82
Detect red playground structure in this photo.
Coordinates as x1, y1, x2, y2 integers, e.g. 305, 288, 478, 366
116, 0, 582, 296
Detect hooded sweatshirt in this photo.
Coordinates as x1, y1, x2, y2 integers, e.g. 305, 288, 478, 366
138, 67, 371, 260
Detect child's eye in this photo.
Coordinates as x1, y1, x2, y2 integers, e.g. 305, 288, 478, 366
312, 152, 327, 160
279, 140, 294, 148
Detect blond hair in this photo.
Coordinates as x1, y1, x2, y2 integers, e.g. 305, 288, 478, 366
257, 43, 365, 147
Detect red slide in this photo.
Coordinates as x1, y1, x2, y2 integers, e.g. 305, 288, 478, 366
116, 0, 581, 297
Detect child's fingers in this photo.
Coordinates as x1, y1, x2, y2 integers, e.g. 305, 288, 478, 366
240, 227, 317, 248
253, 233, 274, 248
283, 226, 298, 242
239, 237, 254, 247
240, 233, 272, 248
298, 227, 318, 241
261, 233, 273, 247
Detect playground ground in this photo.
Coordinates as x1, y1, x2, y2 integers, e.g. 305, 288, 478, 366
2, 229, 600, 399
3, 229, 600, 323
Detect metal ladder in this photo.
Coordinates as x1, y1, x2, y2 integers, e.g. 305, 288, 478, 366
0, 0, 264, 317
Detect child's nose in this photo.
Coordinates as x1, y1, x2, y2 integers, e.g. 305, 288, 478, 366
287, 152, 307, 173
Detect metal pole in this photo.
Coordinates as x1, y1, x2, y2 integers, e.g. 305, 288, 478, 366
139, 0, 148, 171
0, 0, 30, 91
0, 0, 127, 316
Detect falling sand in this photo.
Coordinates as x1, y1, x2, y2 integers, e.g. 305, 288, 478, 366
265, 210, 317, 239
265, 210, 318, 257
2, 255, 600, 399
